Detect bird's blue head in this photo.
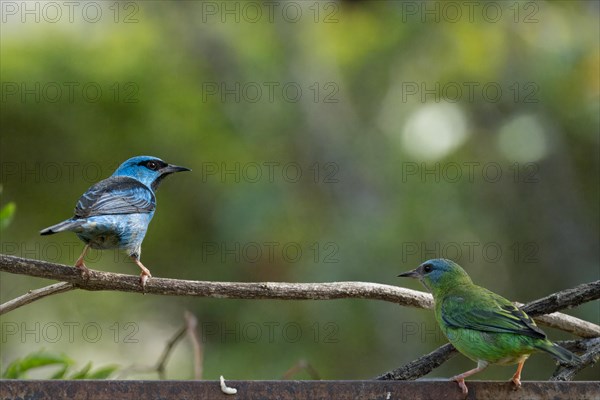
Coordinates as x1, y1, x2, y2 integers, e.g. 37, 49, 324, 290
112, 156, 191, 191
398, 258, 473, 296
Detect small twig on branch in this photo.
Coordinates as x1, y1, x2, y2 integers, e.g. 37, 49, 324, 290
117, 311, 201, 379
0, 282, 73, 315
115, 329, 187, 379
282, 359, 321, 380
551, 338, 600, 381
156, 326, 187, 380
184, 311, 203, 380
375, 343, 457, 381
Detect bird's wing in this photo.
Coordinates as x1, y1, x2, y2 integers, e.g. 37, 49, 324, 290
440, 287, 547, 339
74, 176, 156, 218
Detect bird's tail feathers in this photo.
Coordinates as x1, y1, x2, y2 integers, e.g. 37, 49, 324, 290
536, 341, 581, 365
40, 220, 82, 235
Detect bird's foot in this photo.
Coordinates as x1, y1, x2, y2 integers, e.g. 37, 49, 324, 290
511, 376, 522, 391
452, 377, 469, 397
511, 360, 524, 391
139, 271, 152, 290
74, 260, 90, 280
131, 257, 152, 291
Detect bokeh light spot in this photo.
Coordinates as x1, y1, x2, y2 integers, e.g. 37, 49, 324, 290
497, 114, 549, 162
401, 103, 469, 161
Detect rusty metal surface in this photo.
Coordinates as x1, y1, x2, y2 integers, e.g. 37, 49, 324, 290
1, 380, 599, 400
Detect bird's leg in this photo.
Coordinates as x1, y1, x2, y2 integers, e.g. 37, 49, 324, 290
74, 244, 91, 278
131, 256, 152, 289
451, 360, 488, 396
511, 360, 526, 390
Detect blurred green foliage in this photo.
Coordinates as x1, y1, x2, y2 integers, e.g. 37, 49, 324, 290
0, 1, 598, 382
0, 202, 16, 232
2, 351, 117, 379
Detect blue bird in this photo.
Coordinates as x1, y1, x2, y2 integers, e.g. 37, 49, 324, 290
41, 156, 190, 287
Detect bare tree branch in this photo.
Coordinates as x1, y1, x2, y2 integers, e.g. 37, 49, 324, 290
376, 289, 600, 382
2, 254, 598, 382
0, 254, 433, 306
0, 282, 73, 315
551, 338, 600, 381
375, 338, 600, 382
523, 282, 600, 316
375, 343, 458, 381
1, 255, 598, 339
516, 304, 599, 339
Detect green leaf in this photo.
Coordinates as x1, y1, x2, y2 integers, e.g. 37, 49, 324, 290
2, 351, 118, 380
0, 202, 16, 231
87, 365, 119, 379
69, 362, 92, 379
49, 364, 70, 379
2, 352, 72, 379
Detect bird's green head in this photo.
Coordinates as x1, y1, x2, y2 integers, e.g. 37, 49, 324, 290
398, 258, 473, 296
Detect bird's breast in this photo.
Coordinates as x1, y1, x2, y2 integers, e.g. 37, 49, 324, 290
495, 354, 530, 366
75, 213, 152, 251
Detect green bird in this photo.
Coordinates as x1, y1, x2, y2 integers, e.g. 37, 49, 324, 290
398, 258, 581, 396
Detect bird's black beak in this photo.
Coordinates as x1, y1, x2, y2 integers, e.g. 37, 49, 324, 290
398, 269, 420, 279
161, 164, 191, 174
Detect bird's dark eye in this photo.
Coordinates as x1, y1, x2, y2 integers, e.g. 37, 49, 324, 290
423, 264, 433, 273
146, 161, 158, 170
